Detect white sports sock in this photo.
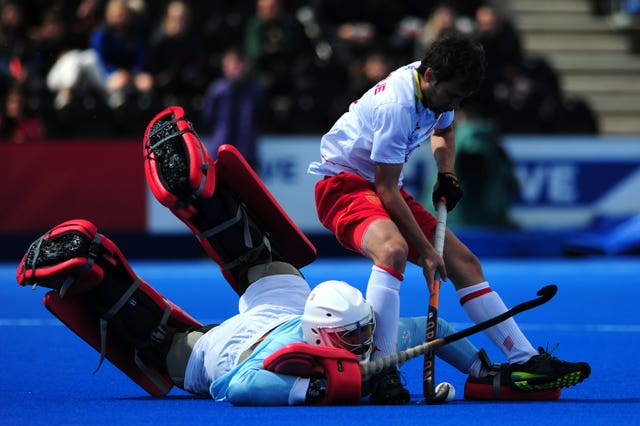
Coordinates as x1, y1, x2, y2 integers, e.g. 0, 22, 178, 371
365, 265, 402, 360
457, 282, 537, 364
468, 357, 483, 378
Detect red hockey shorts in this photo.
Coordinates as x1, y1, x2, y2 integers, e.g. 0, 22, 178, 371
314, 173, 437, 263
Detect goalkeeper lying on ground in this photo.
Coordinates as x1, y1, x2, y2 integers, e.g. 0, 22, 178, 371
16, 107, 590, 405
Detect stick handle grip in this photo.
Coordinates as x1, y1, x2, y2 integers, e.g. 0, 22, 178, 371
433, 200, 447, 256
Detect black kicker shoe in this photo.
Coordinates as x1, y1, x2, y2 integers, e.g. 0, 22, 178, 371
509, 346, 591, 391
369, 368, 410, 405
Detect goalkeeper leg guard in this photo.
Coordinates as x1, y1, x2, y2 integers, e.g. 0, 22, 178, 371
143, 106, 316, 295
16, 219, 202, 396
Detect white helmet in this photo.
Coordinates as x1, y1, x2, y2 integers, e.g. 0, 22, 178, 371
301, 280, 376, 361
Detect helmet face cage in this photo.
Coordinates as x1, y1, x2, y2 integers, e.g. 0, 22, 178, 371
317, 309, 376, 361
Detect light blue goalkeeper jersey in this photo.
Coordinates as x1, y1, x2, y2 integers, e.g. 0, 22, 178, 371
209, 316, 478, 405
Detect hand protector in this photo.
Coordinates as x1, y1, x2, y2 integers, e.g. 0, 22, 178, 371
432, 172, 463, 211
263, 343, 362, 405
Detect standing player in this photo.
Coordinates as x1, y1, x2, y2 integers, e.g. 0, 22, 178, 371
308, 34, 590, 404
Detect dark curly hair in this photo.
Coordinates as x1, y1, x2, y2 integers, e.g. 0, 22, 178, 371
417, 34, 486, 93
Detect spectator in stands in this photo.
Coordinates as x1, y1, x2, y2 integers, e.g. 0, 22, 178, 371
146, 0, 207, 111
414, 3, 474, 58
201, 47, 266, 171
196, 1, 253, 58
66, 0, 104, 50
495, 56, 563, 134
474, 4, 523, 84
0, 0, 30, 91
331, 50, 394, 119
90, 0, 153, 109
244, 0, 315, 132
309, 0, 405, 62
349, 51, 394, 100
449, 118, 519, 227
45, 43, 106, 111
468, 3, 524, 120
28, 8, 68, 91
0, 83, 44, 143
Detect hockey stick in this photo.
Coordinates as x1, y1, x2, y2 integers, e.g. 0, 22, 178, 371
361, 284, 558, 378
422, 199, 448, 403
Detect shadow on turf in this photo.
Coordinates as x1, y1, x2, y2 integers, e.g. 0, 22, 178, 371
111, 395, 210, 401
430, 398, 640, 405
109, 395, 640, 405
552, 398, 640, 404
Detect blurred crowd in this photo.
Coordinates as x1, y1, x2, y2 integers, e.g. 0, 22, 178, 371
0, 0, 601, 143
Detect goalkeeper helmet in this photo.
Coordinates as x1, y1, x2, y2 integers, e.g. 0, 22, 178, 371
301, 280, 376, 361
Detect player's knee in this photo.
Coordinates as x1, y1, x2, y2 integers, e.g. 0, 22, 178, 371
166, 327, 210, 389
448, 247, 484, 285
459, 249, 482, 276
245, 261, 302, 285
376, 238, 408, 271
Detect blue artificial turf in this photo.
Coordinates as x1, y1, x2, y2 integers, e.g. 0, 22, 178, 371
2, 257, 639, 425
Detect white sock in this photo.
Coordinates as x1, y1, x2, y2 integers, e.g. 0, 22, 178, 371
365, 265, 402, 360
468, 357, 483, 377
457, 282, 537, 364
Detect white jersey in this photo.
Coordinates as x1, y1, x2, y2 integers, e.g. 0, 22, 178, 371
183, 274, 311, 395
308, 61, 454, 187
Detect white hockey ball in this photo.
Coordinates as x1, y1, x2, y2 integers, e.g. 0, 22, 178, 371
435, 382, 456, 402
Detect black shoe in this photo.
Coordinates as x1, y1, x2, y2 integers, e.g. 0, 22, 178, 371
369, 368, 410, 405
509, 345, 591, 391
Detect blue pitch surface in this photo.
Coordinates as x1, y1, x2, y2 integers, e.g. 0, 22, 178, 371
2, 257, 639, 425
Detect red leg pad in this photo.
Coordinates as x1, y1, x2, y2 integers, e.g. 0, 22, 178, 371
215, 144, 316, 269
44, 284, 201, 396
143, 106, 316, 294
17, 219, 202, 396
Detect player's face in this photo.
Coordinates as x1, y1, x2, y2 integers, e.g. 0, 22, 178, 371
340, 322, 374, 355
323, 321, 375, 358
423, 77, 471, 115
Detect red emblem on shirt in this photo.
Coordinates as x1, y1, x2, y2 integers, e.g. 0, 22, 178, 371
373, 83, 386, 95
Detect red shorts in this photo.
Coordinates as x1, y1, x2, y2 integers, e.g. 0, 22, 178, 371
314, 173, 437, 263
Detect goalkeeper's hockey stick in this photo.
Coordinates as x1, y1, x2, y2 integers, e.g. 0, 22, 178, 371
423, 199, 448, 403
361, 284, 558, 378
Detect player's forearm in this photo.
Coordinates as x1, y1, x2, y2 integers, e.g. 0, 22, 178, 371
225, 367, 303, 406
431, 127, 456, 173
